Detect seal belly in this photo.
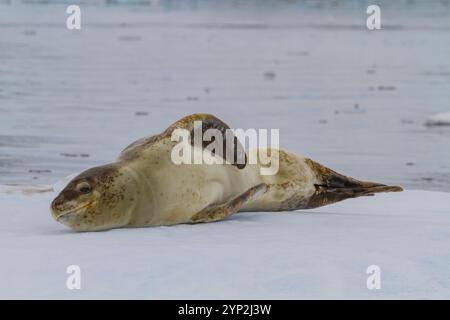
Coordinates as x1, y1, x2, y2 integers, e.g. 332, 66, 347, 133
126, 145, 261, 226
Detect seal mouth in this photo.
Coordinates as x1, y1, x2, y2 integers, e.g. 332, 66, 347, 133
54, 201, 96, 221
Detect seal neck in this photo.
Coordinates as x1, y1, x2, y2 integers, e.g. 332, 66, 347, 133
117, 161, 150, 224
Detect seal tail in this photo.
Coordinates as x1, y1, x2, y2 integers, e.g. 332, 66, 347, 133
304, 159, 403, 209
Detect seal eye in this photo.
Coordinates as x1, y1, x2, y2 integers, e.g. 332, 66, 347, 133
77, 182, 92, 194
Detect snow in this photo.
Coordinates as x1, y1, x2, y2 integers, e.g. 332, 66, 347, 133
1, 183, 449, 299
426, 112, 450, 126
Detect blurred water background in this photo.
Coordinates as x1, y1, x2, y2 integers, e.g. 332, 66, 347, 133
1, 0, 450, 191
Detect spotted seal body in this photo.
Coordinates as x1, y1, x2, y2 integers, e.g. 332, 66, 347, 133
51, 114, 402, 232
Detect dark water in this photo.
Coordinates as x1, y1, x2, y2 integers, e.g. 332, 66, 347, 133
1, 2, 450, 191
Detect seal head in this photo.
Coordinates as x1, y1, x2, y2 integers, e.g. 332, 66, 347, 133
50, 163, 136, 231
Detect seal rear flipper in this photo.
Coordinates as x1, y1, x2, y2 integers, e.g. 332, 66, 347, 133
190, 183, 269, 223
303, 184, 402, 209
302, 158, 403, 209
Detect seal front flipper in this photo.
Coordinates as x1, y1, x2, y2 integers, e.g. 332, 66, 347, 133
120, 113, 247, 168
167, 113, 248, 169
190, 183, 269, 223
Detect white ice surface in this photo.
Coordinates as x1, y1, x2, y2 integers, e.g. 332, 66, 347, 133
0, 184, 449, 299
426, 112, 450, 126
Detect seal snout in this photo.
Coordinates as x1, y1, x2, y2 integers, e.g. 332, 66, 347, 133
51, 195, 65, 212
51, 194, 79, 216
50, 194, 71, 221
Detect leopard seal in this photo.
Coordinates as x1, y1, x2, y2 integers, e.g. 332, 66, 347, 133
51, 113, 402, 231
